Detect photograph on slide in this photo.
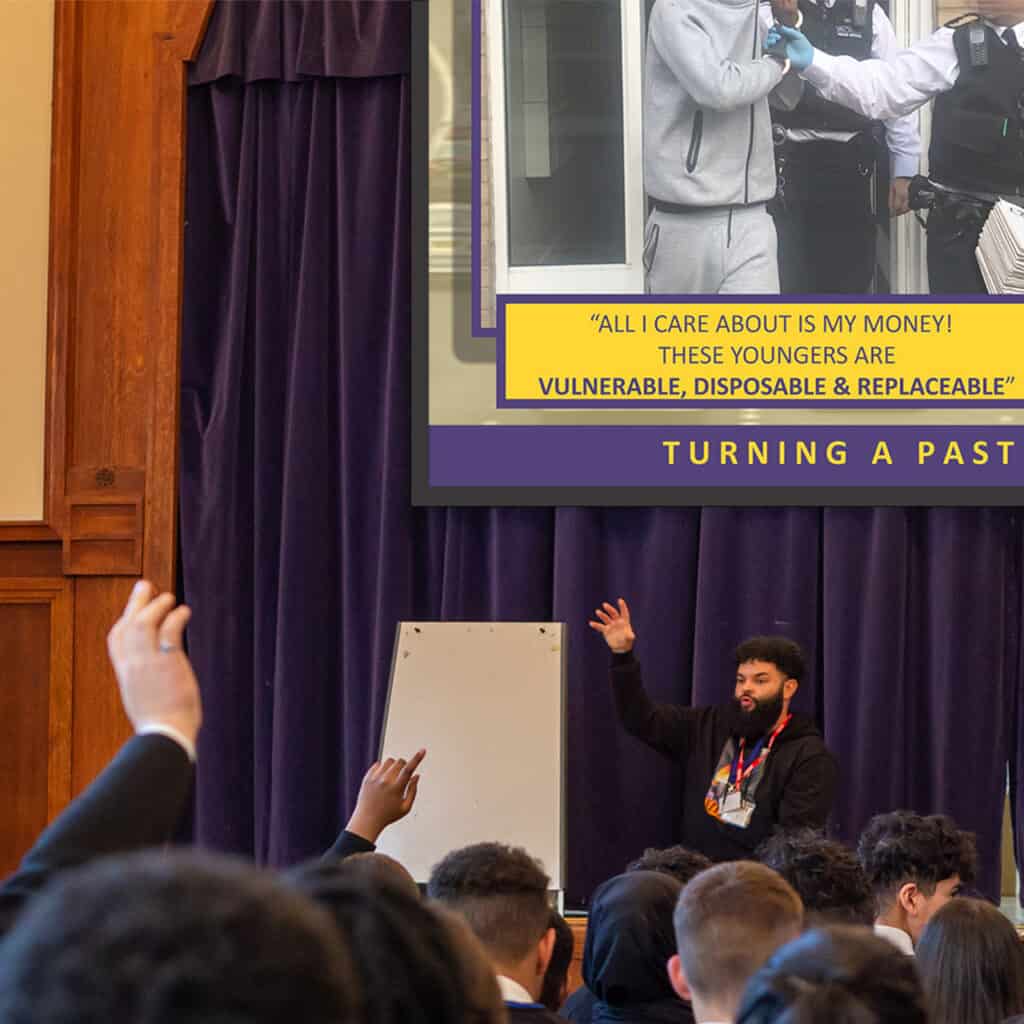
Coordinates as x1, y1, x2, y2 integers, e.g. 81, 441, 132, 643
413, 0, 1024, 505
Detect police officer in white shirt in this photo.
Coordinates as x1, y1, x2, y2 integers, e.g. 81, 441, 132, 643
768, 0, 921, 293
765, 0, 1024, 292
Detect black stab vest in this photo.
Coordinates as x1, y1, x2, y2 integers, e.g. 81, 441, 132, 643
773, 0, 881, 133
929, 19, 1024, 193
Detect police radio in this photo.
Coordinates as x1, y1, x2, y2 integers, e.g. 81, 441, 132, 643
968, 23, 989, 67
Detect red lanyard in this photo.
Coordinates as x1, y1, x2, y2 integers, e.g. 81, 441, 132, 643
732, 713, 791, 789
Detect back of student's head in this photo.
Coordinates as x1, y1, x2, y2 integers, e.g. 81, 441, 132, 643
317, 850, 420, 900
585, 871, 682, 1008
0, 850, 354, 1024
916, 897, 1024, 1024
758, 829, 875, 926
432, 906, 507, 1024
673, 861, 803, 1017
735, 926, 928, 1024
540, 910, 575, 1011
857, 810, 977, 906
427, 841, 551, 965
626, 844, 712, 885
287, 861, 491, 1024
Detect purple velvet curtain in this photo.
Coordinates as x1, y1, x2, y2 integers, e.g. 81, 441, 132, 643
180, 0, 1023, 906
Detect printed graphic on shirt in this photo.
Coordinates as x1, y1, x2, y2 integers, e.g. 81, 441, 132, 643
704, 737, 770, 829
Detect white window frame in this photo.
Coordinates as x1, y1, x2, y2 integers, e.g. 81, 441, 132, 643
888, 0, 931, 294
486, 0, 647, 294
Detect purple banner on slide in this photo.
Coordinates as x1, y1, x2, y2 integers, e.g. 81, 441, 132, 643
429, 425, 1024, 488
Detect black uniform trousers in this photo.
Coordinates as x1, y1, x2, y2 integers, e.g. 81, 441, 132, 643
926, 199, 989, 294
773, 137, 877, 294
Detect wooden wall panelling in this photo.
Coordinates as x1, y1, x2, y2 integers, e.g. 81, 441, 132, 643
0, 578, 72, 877
0, 0, 218, 877
566, 915, 587, 995
56, 0, 212, 792
0, 0, 210, 867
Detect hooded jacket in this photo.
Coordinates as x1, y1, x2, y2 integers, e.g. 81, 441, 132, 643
583, 872, 694, 1024
644, 0, 803, 208
610, 652, 837, 863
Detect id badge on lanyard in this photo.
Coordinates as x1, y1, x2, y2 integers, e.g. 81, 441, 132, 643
720, 714, 791, 829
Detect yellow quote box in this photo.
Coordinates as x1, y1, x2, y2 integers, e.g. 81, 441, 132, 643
502, 301, 1024, 403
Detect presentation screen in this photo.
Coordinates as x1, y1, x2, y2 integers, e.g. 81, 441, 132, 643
411, 0, 1024, 506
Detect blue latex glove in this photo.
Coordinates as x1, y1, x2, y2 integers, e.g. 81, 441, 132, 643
764, 24, 814, 71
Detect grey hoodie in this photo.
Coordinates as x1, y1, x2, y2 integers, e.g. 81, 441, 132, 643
644, 0, 802, 208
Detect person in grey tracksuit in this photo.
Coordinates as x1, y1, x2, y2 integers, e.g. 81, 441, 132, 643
644, 0, 803, 295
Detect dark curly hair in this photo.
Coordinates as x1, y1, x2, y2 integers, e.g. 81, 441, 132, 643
287, 862, 496, 1024
736, 926, 928, 1024
758, 830, 874, 926
540, 911, 574, 1011
427, 842, 551, 964
857, 811, 977, 903
734, 636, 806, 682
626, 844, 711, 885
0, 850, 355, 1024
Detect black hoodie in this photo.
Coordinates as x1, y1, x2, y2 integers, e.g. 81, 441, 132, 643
566, 872, 694, 1024
610, 652, 837, 863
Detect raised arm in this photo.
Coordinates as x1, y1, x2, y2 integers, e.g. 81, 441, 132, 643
323, 748, 426, 859
590, 599, 696, 759
651, 0, 786, 113
0, 582, 200, 930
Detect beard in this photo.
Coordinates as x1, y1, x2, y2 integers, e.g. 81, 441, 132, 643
723, 688, 786, 741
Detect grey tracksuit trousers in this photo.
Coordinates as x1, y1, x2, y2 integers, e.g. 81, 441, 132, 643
644, 204, 780, 295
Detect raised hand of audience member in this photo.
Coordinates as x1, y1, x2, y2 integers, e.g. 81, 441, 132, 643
345, 749, 426, 844
106, 579, 201, 758
589, 598, 636, 654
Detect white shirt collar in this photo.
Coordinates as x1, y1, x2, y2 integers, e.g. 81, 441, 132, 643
985, 20, 1024, 43
496, 976, 537, 1005
874, 923, 915, 955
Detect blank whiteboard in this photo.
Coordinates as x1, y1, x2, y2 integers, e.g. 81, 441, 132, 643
375, 621, 566, 890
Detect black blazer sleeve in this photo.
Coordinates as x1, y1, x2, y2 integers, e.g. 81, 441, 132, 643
322, 829, 376, 860
0, 733, 194, 931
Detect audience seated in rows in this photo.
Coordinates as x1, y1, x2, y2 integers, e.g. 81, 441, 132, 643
916, 897, 1024, 1024
735, 926, 928, 1024
4, 578, 1022, 1024
758, 828, 874, 926
858, 810, 977, 953
669, 862, 804, 1024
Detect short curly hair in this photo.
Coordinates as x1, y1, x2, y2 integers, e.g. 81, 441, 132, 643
0, 850, 355, 1024
757, 830, 874, 926
734, 636, 805, 682
857, 811, 977, 903
427, 843, 551, 964
626, 845, 711, 885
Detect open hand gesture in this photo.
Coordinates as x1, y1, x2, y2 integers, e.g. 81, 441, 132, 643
588, 598, 636, 654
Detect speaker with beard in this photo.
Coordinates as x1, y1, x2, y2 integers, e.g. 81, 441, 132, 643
722, 690, 786, 741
